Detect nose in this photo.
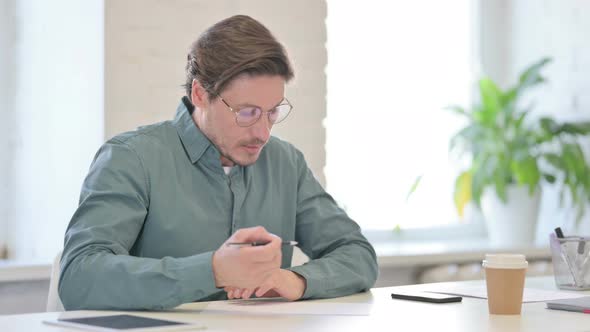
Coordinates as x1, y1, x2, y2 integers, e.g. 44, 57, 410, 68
250, 113, 272, 142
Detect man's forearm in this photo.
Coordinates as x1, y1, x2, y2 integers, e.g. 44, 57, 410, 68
288, 241, 378, 299
59, 250, 222, 310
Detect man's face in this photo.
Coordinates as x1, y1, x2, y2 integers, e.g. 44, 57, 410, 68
193, 74, 286, 167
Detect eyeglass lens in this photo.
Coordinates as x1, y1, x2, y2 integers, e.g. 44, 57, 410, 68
235, 104, 291, 126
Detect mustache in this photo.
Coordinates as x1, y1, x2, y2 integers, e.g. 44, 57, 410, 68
240, 139, 266, 146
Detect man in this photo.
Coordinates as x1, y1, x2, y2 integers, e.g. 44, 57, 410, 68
59, 15, 378, 310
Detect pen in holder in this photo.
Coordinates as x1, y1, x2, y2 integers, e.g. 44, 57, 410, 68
549, 232, 590, 290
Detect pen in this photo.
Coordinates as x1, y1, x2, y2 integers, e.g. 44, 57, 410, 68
555, 227, 564, 238
577, 236, 586, 255
227, 241, 298, 247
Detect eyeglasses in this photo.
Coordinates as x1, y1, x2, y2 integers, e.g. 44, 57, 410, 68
217, 95, 293, 127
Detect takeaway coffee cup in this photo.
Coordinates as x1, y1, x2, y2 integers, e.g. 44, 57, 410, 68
482, 254, 528, 315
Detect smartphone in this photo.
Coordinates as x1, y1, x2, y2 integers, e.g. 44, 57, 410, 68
391, 291, 463, 304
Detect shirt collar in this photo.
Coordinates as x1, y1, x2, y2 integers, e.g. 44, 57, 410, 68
173, 96, 221, 165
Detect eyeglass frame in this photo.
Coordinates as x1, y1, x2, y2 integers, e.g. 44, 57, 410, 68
215, 94, 293, 127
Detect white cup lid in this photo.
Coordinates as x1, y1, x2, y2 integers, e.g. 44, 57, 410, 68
482, 254, 528, 269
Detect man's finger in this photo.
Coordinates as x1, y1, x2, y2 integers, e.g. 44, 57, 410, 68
241, 288, 254, 299
246, 226, 277, 243
244, 235, 282, 262
230, 226, 270, 243
245, 246, 281, 263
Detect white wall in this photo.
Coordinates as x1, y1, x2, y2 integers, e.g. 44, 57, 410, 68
9, 0, 104, 261
104, 0, 327, 184
0, 0, 16, 256
507, 0, 590, 120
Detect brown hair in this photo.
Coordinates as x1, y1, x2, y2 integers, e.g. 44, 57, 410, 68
183, 15, 294, 100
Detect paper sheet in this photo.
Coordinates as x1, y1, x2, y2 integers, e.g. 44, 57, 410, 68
203, 299, 372, 316
424, 285, 587, 303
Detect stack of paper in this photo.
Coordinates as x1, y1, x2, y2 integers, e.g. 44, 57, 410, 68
424, 285, 587, 303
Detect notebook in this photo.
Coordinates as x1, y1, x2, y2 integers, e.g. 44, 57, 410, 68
546, 296, 590, 314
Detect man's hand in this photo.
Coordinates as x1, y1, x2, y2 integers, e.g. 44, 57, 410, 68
225, 269, 306, 301
212, 226, 282, 289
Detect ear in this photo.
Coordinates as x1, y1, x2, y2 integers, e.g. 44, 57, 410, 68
191, 79, 210, 109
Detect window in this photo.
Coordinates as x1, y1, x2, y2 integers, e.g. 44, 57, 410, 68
325, 1, 477, 231
0, 0, 104, 261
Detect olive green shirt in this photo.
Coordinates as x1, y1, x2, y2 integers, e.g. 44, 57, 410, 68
59, 97, 378, 310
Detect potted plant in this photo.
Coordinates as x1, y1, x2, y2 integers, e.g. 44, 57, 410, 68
450, 57, 590, 246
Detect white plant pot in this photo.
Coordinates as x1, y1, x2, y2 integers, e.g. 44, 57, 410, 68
481, 185, 541, 247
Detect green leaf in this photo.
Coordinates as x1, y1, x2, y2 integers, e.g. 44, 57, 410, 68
561, 145, 583, 205
514, 111, 528, 130
510, 156, 540, 195
518, 57, 552, 91
470, 158, 485, 206
559, 122, 590, 136
450, 125, 475, 145
445, 105, 470, 118
563, 144, 585, 179
406, 175, 422, 202
502, 87, 518, 106
471, 153, 497, 205
558, 188, 566, 207
534, 118, 557, 144
567, 144, 590, 210
511, 157, 540, 184
449, 123, 485, 153
478, 78, 503, 124
570, 144, 587, 175
494, 170, 508, 202
454, 171, 472, 217
539, 117, 559, 133
543, 174, 556, 184
543, 153, 563, 169
568, 178, 579, 204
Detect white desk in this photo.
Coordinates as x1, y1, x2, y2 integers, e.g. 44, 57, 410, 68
1, 276, 588, 332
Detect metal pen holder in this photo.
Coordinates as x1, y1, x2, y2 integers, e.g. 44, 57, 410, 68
550, 233, 590, 290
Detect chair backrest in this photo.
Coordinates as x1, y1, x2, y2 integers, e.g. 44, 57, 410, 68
46, 251, 64, 312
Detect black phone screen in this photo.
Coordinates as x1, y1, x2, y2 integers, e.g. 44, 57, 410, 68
391, 291, 463, 303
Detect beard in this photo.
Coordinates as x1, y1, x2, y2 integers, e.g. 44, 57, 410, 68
218, 138, 267, 167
